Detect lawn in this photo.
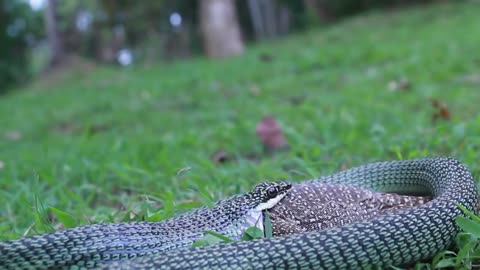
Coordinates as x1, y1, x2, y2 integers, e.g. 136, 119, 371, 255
1, 1, 480, 267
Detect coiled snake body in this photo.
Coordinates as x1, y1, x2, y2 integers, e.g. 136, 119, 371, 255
110, 157, 478, 269
0, 182, 292, 269
1, 157, 478, 269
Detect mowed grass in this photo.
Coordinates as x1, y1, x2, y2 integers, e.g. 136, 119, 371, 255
1, 1, 480, 267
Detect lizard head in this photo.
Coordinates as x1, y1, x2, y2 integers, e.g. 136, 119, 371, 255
251, 181, 292, 211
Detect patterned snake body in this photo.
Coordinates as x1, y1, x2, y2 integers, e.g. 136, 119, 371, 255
0, 182, 292, 269
107, 157, 478, 269
1, 157, 478, 269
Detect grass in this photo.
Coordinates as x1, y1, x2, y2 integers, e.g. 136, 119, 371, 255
1, 1, 480, 268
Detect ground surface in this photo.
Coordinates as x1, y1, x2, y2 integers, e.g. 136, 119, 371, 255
1, 1, 480, 267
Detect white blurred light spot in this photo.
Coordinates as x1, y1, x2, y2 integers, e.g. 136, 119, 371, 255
29, 0, 44, 10
76, 11, 92, 32
169, 12, 182, 27
117, 49, 133, 66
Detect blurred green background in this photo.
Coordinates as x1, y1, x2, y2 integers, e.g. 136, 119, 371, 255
1, 1, 480, 266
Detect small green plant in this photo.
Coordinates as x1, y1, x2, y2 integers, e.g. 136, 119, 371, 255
192, 231, 234, 247
192, 211, 274, 247
32, 195, 55, 234
48, 207, 78, 229
427, 204, 480, 270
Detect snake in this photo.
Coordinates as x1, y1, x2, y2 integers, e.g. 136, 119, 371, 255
104, 157, 478, 269
1, 157, 478, 269
0, 182, 292, 269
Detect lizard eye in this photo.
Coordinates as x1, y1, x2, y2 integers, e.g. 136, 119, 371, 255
266, 187, 278, 199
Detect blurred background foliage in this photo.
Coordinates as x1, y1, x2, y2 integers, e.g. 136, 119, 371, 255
0, 0, 42, 93
0, 0, 442, 94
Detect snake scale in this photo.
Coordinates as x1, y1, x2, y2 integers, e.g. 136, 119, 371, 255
268, 183, 431, 236
1, 157, 478, 269
0, 182, 292, 269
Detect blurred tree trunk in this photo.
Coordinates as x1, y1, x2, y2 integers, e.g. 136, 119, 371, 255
277, 5, 291, 35
44, 0, 65, 67
247, 0, 291, 40
199, 0, 244, 58
263, 0, 277, 37
247, 0, 265, 39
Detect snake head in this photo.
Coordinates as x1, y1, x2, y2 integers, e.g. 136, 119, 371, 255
252, 181, 292, 211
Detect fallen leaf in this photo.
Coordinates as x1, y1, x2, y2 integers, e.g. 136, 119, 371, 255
176, 166, 192, 175
462, 74, 480, 84
87, 124, 111, 134
211, 150, 231, 164
0, 161, 4, 169
258, 53, 274, 63
388, 78, 410, 92
55, 121, 78, 134
288, 95, 306, 106
439, 106, 451, 121
249, 84, 261, 96
256, 116, 288, 152
431, 98, 451, 122
4, 131, 22, 141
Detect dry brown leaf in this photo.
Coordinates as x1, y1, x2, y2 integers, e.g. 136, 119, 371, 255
211, 150, 231, 164
256, 116, 288, 152
388, 78, 410, 92
258, 53, 274, 63
289, 95, 306, 106
87, 124, 111, 134
431, 98, 451, 122
439, 106, 451, 121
